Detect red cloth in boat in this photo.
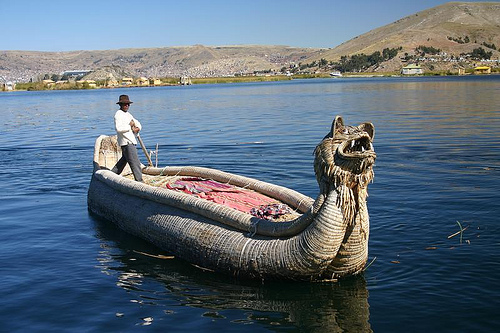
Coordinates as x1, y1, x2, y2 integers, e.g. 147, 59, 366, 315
165, 177, 292, 219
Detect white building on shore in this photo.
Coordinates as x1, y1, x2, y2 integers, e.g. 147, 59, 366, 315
2, 81, 15, 91
401, 64, 423, 75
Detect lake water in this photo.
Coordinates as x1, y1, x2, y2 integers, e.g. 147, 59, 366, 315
1, 76, 499, 332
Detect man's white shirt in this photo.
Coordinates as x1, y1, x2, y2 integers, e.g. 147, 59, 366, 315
114, 110, 142, 146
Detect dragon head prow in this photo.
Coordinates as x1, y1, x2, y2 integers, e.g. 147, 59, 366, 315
314, 116, 376, 191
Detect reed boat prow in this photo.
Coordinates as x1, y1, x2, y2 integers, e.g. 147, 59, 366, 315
88, 116, 376, 281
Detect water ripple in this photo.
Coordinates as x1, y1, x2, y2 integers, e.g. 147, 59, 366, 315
1, 77, 500, 332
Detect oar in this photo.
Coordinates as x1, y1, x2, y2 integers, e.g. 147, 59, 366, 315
137, 133, 153, 167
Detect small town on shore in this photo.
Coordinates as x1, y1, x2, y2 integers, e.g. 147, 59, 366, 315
1, 55, 497, 92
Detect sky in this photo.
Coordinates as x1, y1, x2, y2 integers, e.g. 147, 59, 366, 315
0, 0, 496, 52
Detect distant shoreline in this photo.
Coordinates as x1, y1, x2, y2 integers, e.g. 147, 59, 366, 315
3, 72, 499, 92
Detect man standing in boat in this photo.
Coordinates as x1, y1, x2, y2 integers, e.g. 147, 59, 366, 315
111, 95, 143, 182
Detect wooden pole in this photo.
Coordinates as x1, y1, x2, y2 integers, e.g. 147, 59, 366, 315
137, 134, 153, 167
155, 143, 159, 167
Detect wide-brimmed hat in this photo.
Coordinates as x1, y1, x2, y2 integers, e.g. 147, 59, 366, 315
116, 95, 133, 104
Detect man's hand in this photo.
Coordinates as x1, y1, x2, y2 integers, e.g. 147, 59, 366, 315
130, 120, 140, 133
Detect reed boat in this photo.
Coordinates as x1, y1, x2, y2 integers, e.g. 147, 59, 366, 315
87, 116, 376, 281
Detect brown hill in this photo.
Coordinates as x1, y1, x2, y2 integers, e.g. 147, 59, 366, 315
1, 2, 499, 82
0, 45, 322, 83
309, 2, 500, 70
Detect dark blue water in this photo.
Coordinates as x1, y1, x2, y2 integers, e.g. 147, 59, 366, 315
1, 76, 499, 332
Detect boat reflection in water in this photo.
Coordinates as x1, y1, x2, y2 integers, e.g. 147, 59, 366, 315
93, 218, 372, 331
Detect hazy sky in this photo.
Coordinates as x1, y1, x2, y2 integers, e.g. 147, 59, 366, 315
0, 0, 495, 51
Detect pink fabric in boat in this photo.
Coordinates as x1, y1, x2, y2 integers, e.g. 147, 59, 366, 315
165, 177, 285, 217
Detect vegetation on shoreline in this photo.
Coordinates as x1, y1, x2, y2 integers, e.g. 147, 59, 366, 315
7, 67, 499, 92
190, 76, 292, 84
15, 81, 102, 91
11, 75, 295, 91
332, 47, 402, 72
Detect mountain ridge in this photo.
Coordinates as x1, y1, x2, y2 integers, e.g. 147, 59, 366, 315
0, 45, 324, 82
312, 1, 500, 71
1, 2, 499, 83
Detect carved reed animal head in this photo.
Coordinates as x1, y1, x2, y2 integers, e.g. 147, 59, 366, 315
314, 116, 376, 190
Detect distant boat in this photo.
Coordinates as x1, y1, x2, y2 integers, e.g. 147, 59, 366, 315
87, 116, 376, 281
330, 71, 343, 77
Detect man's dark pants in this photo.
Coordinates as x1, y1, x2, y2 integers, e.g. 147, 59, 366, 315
111, 144, 143, 182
